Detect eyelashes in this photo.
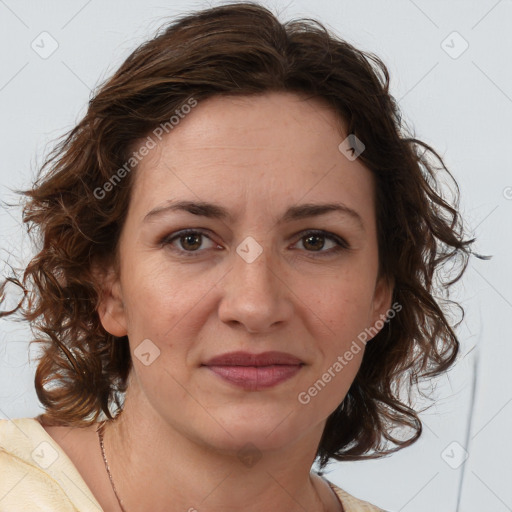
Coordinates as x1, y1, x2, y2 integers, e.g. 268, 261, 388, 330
159, 229, 220, 256
158, 228, 350, 259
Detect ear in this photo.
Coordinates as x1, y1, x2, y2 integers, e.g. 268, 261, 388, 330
369, 274, 394, 336
93, 263, 128, 337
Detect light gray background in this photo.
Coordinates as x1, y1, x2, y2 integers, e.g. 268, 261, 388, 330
0, 1, 511, 511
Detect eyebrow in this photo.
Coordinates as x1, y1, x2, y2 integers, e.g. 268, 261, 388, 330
143, 200, 365, 230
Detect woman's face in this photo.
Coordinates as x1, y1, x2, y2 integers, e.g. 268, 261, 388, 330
99, 92, 392, 453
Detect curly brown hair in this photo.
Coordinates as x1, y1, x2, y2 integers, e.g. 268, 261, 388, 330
0, 2, 477, 469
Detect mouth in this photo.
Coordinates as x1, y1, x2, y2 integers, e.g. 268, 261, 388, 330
201, 351, 304, 390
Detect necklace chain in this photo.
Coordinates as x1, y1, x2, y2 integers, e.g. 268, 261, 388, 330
97, 418, 340, 512
97, 419, 127, 512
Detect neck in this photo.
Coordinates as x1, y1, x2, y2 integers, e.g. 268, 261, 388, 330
103, 386, 336, 512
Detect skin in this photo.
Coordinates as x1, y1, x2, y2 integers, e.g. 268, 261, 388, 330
44, 92, 392, 512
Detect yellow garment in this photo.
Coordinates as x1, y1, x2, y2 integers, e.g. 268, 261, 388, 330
0, 418, 385, 511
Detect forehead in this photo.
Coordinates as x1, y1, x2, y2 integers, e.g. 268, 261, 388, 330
128, 92, 375, 226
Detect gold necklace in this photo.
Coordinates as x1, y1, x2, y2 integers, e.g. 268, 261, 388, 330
97, 419, 339, 512
97, 419, 127, 512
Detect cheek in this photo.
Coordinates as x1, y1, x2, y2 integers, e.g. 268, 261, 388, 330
305, 270, 378, 336
119, 257, 205, 339
298, 275, 376, 394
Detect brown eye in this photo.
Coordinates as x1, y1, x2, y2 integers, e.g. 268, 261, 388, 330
302, 233, 327, 251
180, 233, 202, 251
160, 229, 218, 256
294, 230, 349, 258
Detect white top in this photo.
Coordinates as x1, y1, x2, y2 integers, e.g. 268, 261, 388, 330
0, 418, 386, 511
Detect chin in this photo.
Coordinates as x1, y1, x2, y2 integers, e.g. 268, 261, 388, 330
192, 409, 313, 456
205, 428, 300, 457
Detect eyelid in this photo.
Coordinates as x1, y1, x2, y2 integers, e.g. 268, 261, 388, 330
159, 228, 220, 252
292, 229, 350, 250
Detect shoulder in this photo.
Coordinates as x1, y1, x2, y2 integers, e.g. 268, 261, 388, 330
327, 479, 389, 512
0, 417, 103, 511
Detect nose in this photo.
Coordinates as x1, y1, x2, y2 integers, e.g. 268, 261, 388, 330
217, 243, 293, 334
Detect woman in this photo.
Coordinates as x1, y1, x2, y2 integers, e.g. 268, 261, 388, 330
0, 3, 475, 511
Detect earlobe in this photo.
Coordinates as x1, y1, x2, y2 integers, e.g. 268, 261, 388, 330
94, 266, 128, 337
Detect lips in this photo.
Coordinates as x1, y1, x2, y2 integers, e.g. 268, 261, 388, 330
202, 351, 304, 390
203, 351, 303, 367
